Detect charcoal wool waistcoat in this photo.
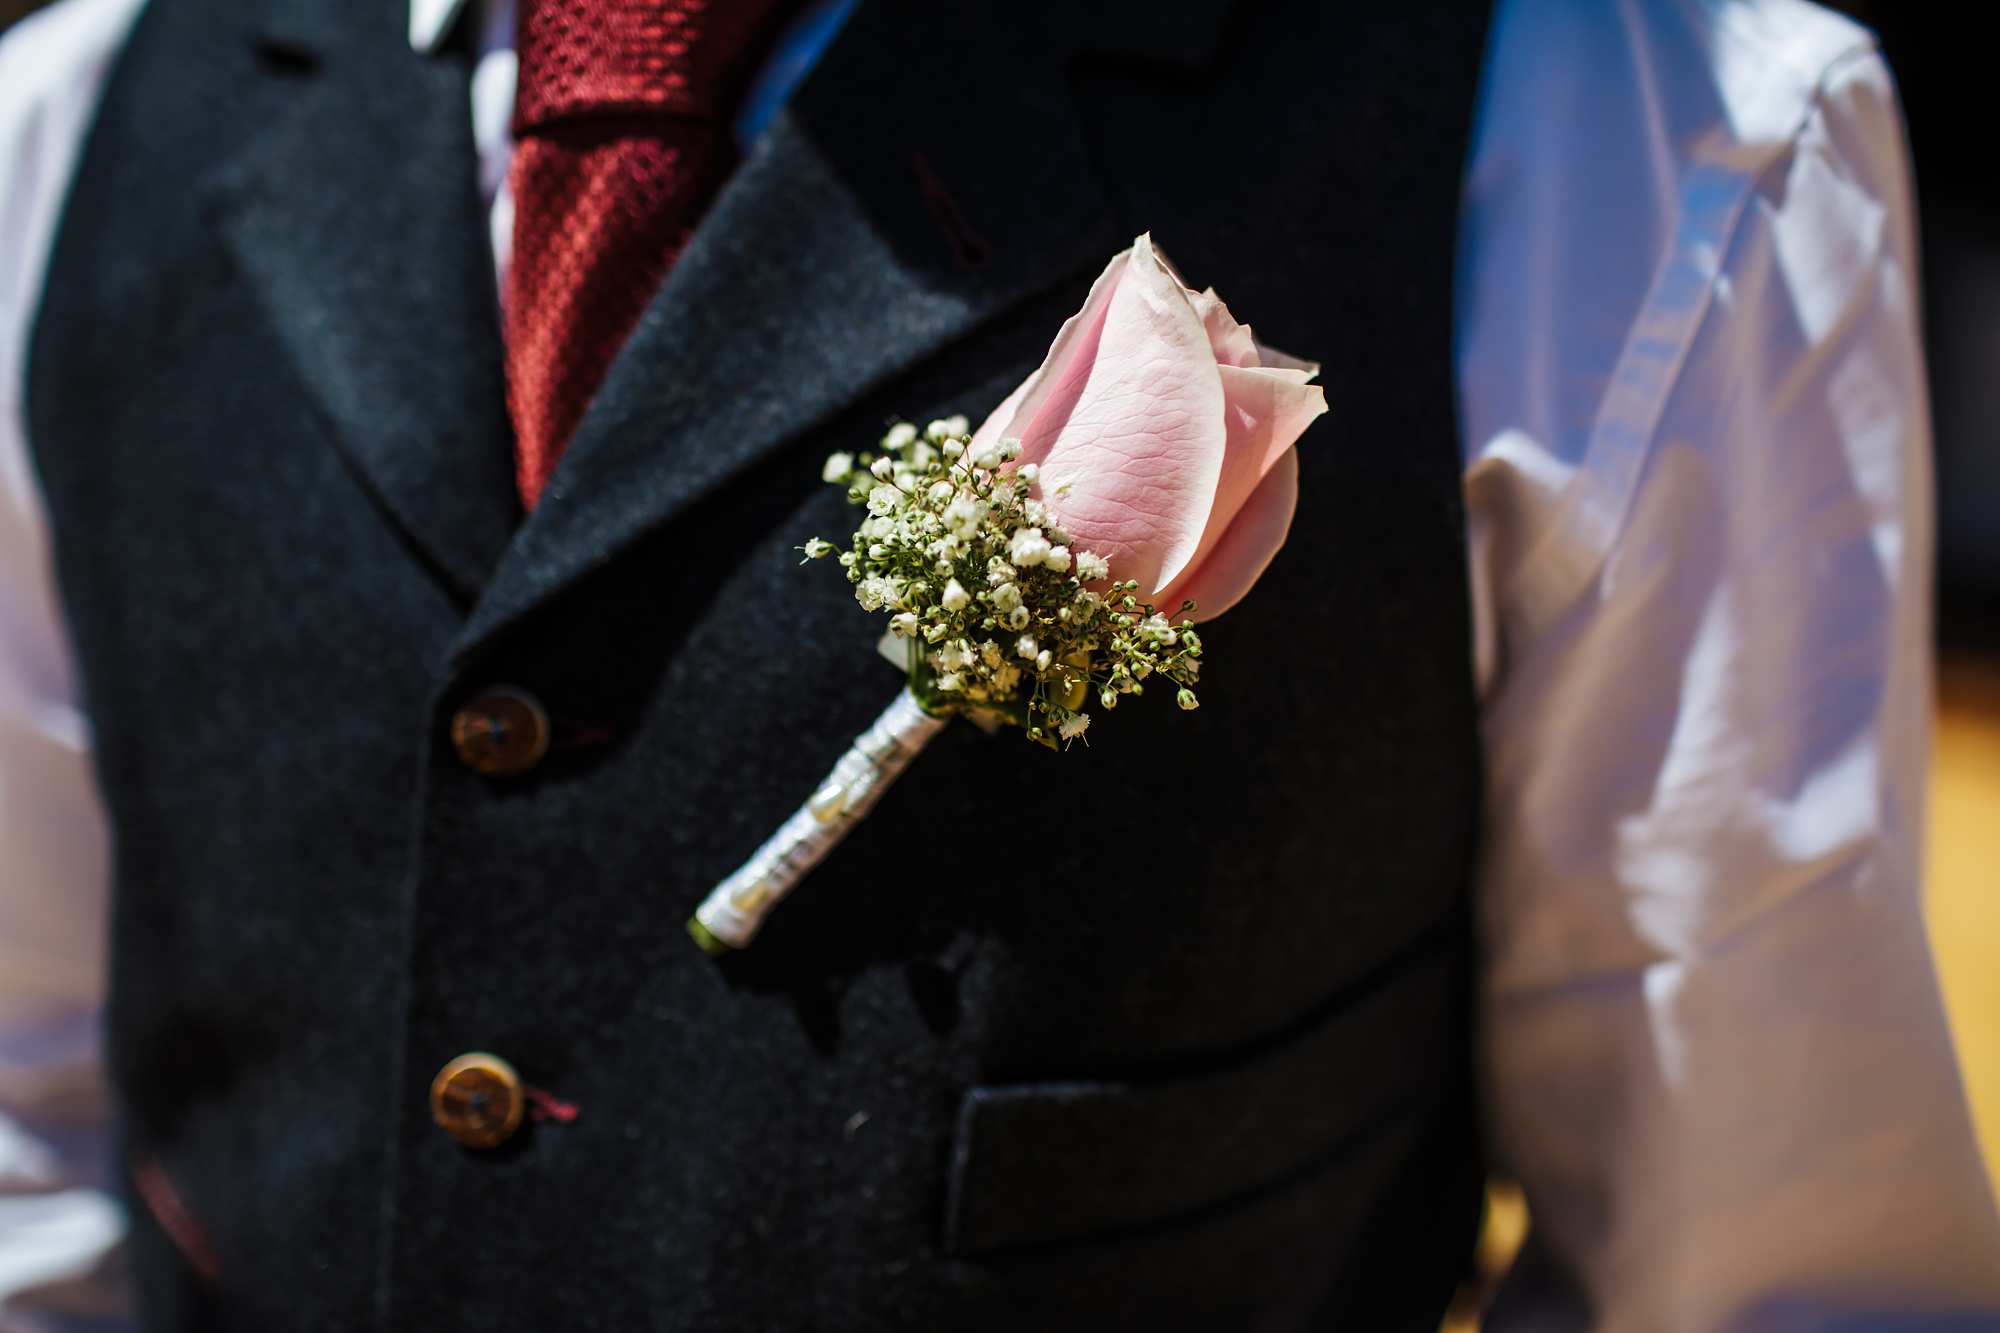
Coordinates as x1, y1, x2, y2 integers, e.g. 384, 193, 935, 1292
29, 0, 1493, 1326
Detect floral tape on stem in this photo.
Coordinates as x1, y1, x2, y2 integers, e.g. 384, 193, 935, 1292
689, 688, 946, 952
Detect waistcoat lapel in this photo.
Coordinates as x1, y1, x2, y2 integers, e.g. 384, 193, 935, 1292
205, 0, 519, 601
453, 0, 1119, 659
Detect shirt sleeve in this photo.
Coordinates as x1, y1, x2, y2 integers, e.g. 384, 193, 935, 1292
0, 0, 147, 1321
1461, 2, 2000, 1328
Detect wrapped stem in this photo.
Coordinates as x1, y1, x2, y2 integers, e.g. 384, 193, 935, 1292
688, 688, 947, 953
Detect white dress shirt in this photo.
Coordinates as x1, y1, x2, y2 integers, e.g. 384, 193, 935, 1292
0, 0, 145, 1323
1, 0, 1996, 1328
1465, 2, 2000, 1328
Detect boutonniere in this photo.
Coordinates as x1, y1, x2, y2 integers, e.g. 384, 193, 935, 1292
689, 234, 1326, 954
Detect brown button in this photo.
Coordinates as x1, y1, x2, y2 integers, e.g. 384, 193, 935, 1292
430, 1052, 525, 1149
450, 686, 549, 777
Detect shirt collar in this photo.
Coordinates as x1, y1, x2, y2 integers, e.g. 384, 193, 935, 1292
408, 0, 467, 54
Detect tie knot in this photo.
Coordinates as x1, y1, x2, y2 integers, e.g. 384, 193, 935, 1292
513, 0, 795, 134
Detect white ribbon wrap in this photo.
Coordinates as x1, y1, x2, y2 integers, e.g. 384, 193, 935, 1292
692, 687, 946, 950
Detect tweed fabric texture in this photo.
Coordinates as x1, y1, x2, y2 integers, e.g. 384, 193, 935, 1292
506, 0, 794, 506
30, 0, 1493, 1327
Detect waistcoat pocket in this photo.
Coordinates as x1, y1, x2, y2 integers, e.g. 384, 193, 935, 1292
942, 939, 1464, 1255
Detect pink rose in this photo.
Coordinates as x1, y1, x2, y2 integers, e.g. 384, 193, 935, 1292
969, 233, 1326, 623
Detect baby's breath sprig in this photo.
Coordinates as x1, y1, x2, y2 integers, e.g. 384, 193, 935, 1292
804, 417, 1203, 750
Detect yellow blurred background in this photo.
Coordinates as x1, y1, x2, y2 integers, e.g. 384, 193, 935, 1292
1448, 648, 2000, 1330
1927, 648, 2000, 1207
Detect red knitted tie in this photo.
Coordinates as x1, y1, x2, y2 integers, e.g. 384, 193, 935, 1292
506, 0, 796, 509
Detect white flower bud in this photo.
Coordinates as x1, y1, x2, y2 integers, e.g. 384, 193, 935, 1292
802, 538, 834, 559
1035, 649, 1052, 671
942, 495, 987, 537
925, 419, 953, 443
884, 422, 918, 449
1007, 606, 1031, 631
1177, 688, 1199, 711
822, 452, 855, 483
1017, 463, 1039, 484
970, 439, 1007, 470
981, 640, 1003, 668
944, 414, 970, 437
943, 438, 965, 459
1016, 634, 1038, 660
942, 579, 971, 612
890, 612, 919, 637
1008, 526, 1052, 568
991, 583, 1022, 613
1075, 551, 1112, 582
1043, 545, 1072, 572
1100, 687, 1118, 709
1000, 437, 1023, 461
870, 455, 897, 481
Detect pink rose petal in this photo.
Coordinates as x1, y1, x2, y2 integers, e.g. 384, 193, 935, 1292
968, 252, 1130, 459
1155, 362, 1325, 613
968, 232, 1326, 618
1155, 446, 1300, 623
996, 235, 1227, 596
1188, 287, 1261, 368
